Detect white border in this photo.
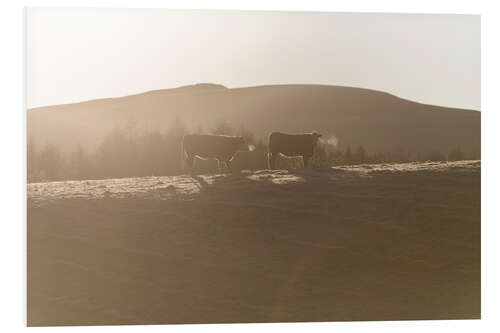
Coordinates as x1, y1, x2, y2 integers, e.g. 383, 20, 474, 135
2, 1, 499, 332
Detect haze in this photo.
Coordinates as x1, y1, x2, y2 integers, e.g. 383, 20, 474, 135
26, 8, 480, 110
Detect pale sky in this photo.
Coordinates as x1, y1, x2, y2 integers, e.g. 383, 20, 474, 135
26, 8, 480, 110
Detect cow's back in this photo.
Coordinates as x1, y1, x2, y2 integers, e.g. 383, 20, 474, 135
183, 134, 243, 161
183, 134, 222, 157
269, 132, 314, 157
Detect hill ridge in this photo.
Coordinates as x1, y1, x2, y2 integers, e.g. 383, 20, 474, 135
28, 83, 479, 112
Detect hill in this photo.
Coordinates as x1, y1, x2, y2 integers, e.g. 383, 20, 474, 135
27, 84, 480, 156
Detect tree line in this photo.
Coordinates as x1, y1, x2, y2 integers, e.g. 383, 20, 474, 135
27, 119, 477, 183
310, 145, 472, 168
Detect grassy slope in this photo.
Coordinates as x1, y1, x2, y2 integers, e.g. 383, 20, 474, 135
28, 161, 480, 325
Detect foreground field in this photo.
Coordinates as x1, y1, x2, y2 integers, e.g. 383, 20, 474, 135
27, 161, 481, 326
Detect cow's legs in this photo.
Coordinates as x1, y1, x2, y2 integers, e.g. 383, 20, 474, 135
185, 154, 194, 174
268, 152, 277, 170
303, 155, 311, 168
224, 160, 232, 173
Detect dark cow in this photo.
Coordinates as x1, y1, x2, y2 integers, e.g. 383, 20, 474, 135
268, 132, 322, 169
182, 134, 247, 173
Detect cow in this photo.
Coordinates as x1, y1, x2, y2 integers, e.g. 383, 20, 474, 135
182, 134, 248, 174
268, 132, 322, 169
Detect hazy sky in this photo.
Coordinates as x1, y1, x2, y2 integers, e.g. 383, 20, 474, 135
26, 8, 480, 110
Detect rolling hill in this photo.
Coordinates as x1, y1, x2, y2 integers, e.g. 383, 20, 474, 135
27, 83, 480, 156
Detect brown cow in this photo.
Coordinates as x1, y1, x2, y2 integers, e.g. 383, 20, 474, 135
268, 132, 322, 169
182, 134, 247, 173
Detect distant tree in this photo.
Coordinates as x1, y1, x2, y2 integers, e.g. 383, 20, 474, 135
139, 130, 167, 176
254, 138, 267, 152
167, 117, 187, 140
212, 119, 233, 135
468, 150, 481, 160
38, 143, 63, 181
193, 123, 205, 134
448, 146, 464, 161
311, 143, 329, 167
354, 146, 366, 164
414, 152, 423, 162
95, 125, 138, 178
27, 137, 39, 182
344, 146, 352, 165
385, 148, 411, 163
425, 151, 446, 162
400, 150, 412, 163
236, 124, 254, 144
370, 152, 387, 164
329, 149, 344, 166
164, 117, 187, 175
69, 143, 92, 180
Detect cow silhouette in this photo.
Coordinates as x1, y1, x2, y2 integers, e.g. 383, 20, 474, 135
268, 132, 322, 169
182, 134, 247, 173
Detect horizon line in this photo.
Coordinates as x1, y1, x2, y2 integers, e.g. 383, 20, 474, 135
27, 82, 481, 112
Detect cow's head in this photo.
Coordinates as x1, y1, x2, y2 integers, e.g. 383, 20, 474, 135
236, 137, 256, 152
312, 132, 322, 146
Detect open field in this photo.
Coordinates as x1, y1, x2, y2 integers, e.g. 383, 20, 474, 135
27, 161, 480, 325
